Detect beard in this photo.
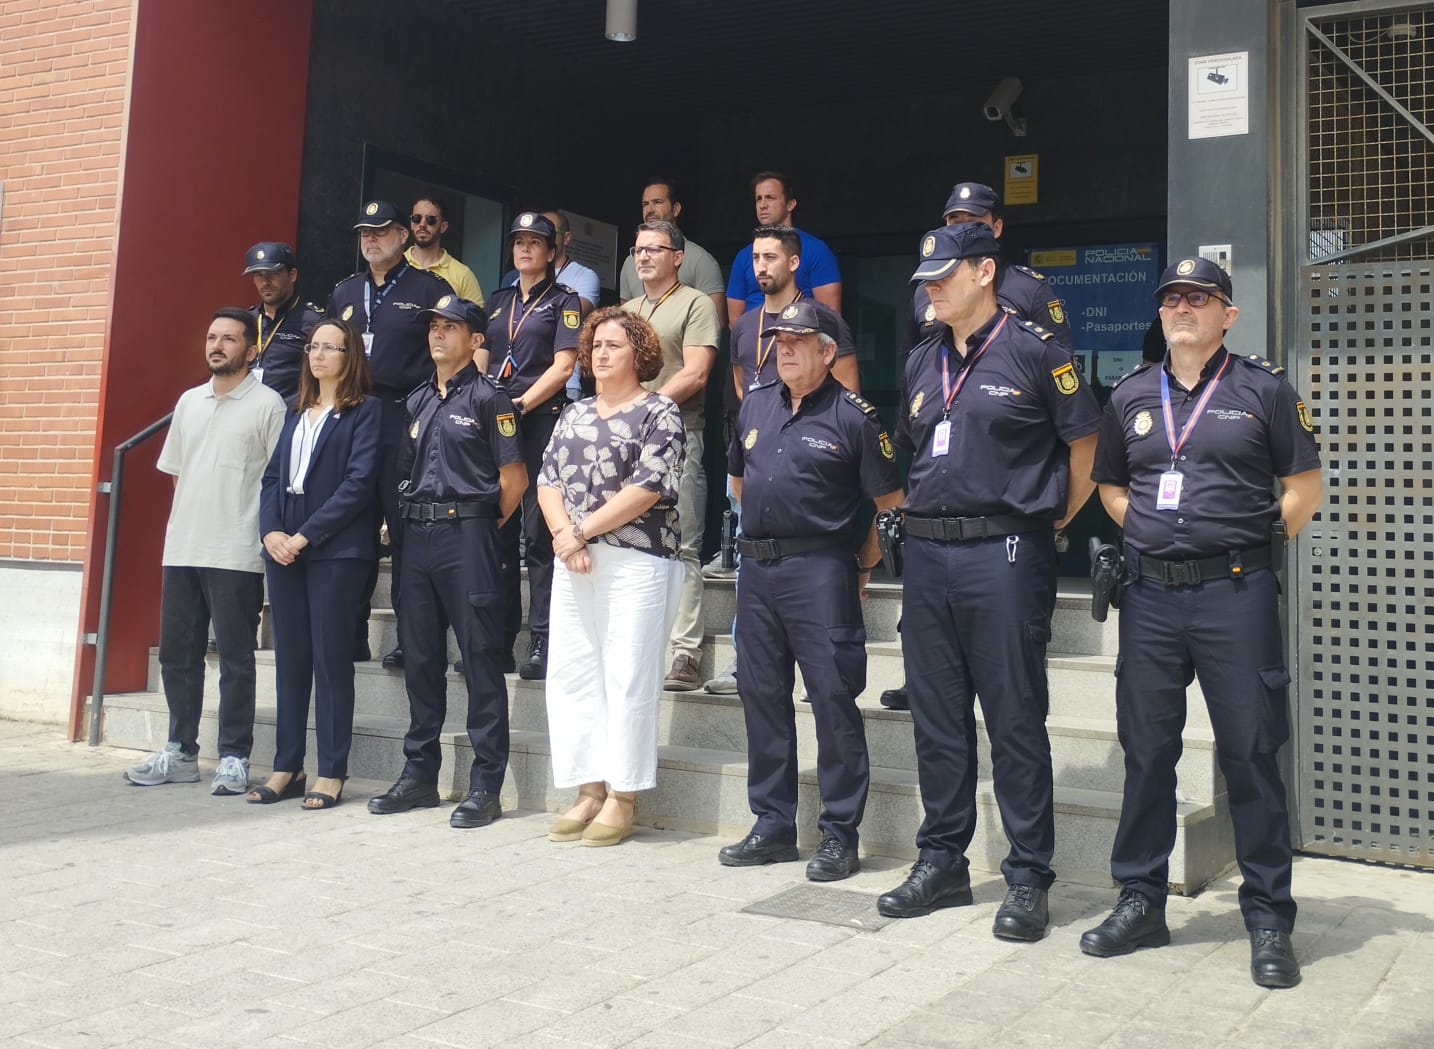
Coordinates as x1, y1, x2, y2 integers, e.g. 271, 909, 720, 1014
208, 355, 247, 377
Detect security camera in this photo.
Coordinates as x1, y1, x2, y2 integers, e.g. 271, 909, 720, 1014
983, 77, 1027, 136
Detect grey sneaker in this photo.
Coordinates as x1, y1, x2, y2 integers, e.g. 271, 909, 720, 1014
705, 665, 738, 694
124, 742, 199, 786
210, 755, 250, 796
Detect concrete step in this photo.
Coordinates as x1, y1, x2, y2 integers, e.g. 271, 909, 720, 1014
96, 688, 1233, 895
141, 645, 1222, 804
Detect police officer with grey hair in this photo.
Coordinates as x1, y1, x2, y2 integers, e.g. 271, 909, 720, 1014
1084, 257, 1323, 988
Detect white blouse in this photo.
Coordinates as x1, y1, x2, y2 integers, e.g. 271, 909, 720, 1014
287, 407, 332, 494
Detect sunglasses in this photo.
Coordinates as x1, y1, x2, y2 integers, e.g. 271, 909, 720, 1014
1159, 290, 1228, 309
410, 214, 441, 226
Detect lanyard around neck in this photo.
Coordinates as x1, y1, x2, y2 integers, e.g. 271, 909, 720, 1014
1158, 353, 1231, 468
939, 314, 1009, 417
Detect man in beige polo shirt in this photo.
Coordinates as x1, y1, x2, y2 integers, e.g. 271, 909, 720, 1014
621, 220, 721, 690
125, 307, 285, 796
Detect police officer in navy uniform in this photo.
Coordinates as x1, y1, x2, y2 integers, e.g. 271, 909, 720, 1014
367, 296, 528, 825
882, 182, 1077, 713
878, 223, 1101, 940
480, 212, 581, 680
244, 242, 323, 405
1084, 257, 1323, 988
716, 301, 904, 880
328, 201, 453, 669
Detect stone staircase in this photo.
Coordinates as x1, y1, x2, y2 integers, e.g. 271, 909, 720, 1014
98, 563, 1234, 893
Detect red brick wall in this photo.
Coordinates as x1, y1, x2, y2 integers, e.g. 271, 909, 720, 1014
0, 0, 131, 562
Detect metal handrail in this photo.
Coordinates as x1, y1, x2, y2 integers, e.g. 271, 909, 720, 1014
87, 412, 173, 745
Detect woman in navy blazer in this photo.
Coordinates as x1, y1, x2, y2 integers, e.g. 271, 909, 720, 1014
248, 318, 380, 809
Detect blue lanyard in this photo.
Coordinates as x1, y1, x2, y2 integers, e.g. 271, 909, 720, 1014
362, 262, 408, 332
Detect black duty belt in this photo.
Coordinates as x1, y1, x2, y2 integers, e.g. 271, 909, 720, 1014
904, 514, 1047, 542
736, 534, 847, 561
1135, 545, 1272, 586
400, 500, 499, 522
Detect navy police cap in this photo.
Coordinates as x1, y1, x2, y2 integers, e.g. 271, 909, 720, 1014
242, 242, 296, 275
508, 212, 557, 243
1155, 257, 1234, 302
910, 223, 1002, 283
353, 200, 402, 229
759, 300, 839, 340
418, 294, 488, 334
942, 182, 1002, 218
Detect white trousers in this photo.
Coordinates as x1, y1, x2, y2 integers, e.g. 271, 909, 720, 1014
547, 543, 682, 791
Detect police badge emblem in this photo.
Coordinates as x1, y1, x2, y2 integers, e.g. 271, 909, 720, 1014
365, 202, 379, 216
562, 310, 579, 329
518, 213, 534, 227
909, 391, 925, 418
878, 432, 895, 460
1176, 258, 1196, 276
1133, 410, 1153, 436
744, 428, 758, 450
922, 235, 936, 258
497, 413, 517, 438
1048, 301, 1065, 325
255, 249, 266, 260
1051, 363, 1079, 396
1296, 401, 1314, 432
437, 295, 452, 308
342, 305, 354, 320
781, 304, 799, 319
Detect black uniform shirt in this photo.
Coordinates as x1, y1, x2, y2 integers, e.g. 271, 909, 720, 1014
249, 295, 322, 404
327, 263, 452, 399
399, 362, 523, 504
483, 277, 581, 414
905, 264, 1074, 357
728, 374, 901, 539
1091, 347, 1322, 559
896, 309, 1101, 520
730, 298, 856, 391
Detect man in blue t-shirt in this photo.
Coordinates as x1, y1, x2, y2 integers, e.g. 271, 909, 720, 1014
726, 171, 841, 327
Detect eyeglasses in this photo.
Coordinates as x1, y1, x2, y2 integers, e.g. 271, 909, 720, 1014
410, 214, 440, 226
305, 343, 348, 356
1159, 290, 1228, 309
629, 245, 676, 257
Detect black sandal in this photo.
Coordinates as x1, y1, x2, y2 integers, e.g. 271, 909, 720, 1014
246, 772, 306, 805
302, 784, 344, 810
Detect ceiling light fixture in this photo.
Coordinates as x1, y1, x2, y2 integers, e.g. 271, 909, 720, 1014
606, 0, 637, 42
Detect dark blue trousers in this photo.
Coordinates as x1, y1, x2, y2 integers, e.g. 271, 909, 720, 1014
399, 515, 510, 792
903, 531, 1057, 888
734, 548, 870, 848
266, 555, 368, 778
1112, 566, 1296, 932
501, 410, 557, 647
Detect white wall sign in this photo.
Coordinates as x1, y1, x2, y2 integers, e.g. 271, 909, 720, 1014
1188, 51, 1249, 140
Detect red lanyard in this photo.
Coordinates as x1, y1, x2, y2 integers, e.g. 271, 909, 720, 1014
1158, 353, 1231, 468
939, 314, 1009, 417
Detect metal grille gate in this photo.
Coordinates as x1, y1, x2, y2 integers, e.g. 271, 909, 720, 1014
1296, 3, 1434, 865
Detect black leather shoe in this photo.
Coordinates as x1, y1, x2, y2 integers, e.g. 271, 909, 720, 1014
381, 646, 405, 670
992, 884, 1049, 941
367, 777, 440, 814
806, 835, 860, 882
518, 636, 547, 680
1249, 929, 1301, 988
1079, 888, 1170, 957
718, 830, 799, 867
879, 685, 909, 711
449, 790, 502, 829
877, 858, 973, 917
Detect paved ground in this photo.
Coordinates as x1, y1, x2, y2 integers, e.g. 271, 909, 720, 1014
2, 719, 1432, 1049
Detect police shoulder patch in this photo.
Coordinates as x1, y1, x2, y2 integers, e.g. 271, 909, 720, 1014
878, 431, 895, 460
562, 309, 580, 330
1051, 361, 1080, 395
496, 412, 517, 438
305, 301, 324, 314
843, 390, 879, 417
1047, 301, 1066, 326
1237, 353, 1288, 379
341, 305, 354, 321
1021, 319, 1055, 342
1296, 401, 1315, 432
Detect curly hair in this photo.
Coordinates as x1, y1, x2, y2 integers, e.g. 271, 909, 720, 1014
576, 306, 665, 383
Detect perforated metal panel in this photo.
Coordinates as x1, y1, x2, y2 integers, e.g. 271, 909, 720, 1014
1296, 264, 1434, 864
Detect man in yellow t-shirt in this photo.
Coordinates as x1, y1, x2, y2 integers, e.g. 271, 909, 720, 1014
405, 194, 485, 306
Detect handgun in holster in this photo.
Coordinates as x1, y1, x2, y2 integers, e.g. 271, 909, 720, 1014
876, 508, 904, 579
1089, 537, 1126, 623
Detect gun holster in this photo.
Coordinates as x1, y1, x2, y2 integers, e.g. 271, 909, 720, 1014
1089, 538, 1127, 623
876, 508, 904, 579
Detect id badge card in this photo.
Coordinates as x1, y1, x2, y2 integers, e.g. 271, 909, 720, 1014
362, 331, 375, 357
931, 419, 952, 457
1156, 470, 1183, 510
251, 365, 265, 384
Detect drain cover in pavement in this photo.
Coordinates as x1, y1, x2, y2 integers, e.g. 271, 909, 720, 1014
742, 884, 895, 930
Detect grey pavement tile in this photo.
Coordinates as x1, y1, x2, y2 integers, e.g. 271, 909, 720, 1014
755, 917, 860, 948
1003, 1003, 1124, 1047
409, 999, 564, 1048
283, 998, 450, 1048
1098, 1020, 1227, 1049
617, 957, 762, 1013
14, 1002, 191, 1049
737, 1032, 851, 1049
596, 1033, 709, 1049
658, 992, 801, 1048
498, 968, 642, 1015
728, 957, 869, 1009
780, 991, 921, 1046
532, 995, 685, 1049
0, 1003, 70, 1040
865, 1011, 1000, 1049
140, 969, 302, 1020
596, 936, 718, 982
807, 934, 918, 978
0, 971, 65, 1007
264, 967, 422, 1018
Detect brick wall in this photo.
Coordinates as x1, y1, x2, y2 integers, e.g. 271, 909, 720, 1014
0, 0, 131, 562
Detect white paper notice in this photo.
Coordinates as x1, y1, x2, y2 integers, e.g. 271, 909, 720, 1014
1188, 51, 1249, 140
